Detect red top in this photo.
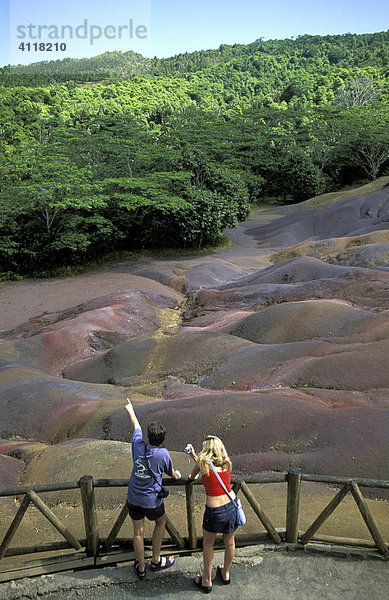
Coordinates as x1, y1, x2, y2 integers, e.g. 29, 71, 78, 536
201, 469, 232, 496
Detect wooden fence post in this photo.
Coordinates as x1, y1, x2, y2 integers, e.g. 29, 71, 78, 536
185, 480, 197, 549
79, 476, 99, 558
286, 467, 301, 543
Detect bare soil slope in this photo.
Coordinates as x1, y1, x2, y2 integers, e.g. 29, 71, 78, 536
1, 179, 389, 523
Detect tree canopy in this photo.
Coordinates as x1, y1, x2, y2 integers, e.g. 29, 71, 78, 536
1, 31, 388, 277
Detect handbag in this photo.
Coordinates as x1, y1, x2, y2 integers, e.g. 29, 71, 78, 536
157, 487, 169, 499
144, 445, 169, 499
208, 460, 246, 526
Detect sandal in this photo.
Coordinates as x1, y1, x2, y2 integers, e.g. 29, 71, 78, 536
134, 559, 146, 579
194, 575, 212, 593
150, 555, 175, 571
217, 565, 230, 585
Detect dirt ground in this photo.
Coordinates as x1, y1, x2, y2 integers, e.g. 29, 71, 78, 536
1, 197, 388, 561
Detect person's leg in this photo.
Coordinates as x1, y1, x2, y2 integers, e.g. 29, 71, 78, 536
220, 532, 235, 581
148, 508, 175, 569
201, 529, 216, 587
151, 513, 166, 563
132, 518, 145, 572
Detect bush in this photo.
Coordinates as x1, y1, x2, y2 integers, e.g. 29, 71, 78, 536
262, 149, 327, 203
177, 188, 240, 248
285, 152, 328, 202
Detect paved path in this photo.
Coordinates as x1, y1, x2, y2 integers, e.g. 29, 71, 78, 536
1, 547, 388, 600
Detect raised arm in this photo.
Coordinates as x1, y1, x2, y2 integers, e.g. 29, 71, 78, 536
186, 444, 200, 480
124, 397, 141, 431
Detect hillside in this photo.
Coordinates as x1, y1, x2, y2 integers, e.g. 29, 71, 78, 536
3, 31, 389, 82
0, 31, 389, 278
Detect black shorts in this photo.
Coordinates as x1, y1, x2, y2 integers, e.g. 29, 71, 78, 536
126, 500, 165, 522
203, 501, 237, 534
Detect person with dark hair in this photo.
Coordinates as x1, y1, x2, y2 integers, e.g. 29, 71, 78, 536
125, 398, 181, 579
147, 421, 166, 446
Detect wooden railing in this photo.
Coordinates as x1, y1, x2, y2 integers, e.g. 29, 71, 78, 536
0, 469, 388, 581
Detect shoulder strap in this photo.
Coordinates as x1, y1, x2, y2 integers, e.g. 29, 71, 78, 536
144, 444, 163, 491
208, 460, 235, 504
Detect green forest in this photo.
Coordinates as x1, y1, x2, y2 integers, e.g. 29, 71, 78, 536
1, 31, 389, 278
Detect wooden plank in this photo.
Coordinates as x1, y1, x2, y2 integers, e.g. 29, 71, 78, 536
92, 474, 287, 487
0, 493, 31, 559
103, 504, 129, 551
100, 532, 282, 552
236, 474, 287, 484
302, 474, 389, 489
240, 481, 281, 544
99, 545, 195, 562
2, 540, 83, 557
95, 551, 134, 568
1, 472, 387, 498
185, 480, 197, 549
305, 532, 389, 548
301, 484, 350, 545
350, 482, 389, 556
0, 549, 87, 573
165, 515, 185, 549
94, 477, 189, 488
79, 475, 99, 558
96, 545, 202, 568
0, 556, 95, 583
0, 481, 79, 498
93, 478, 130, 488
286, 468, 301, 543
28, 490, 81, 551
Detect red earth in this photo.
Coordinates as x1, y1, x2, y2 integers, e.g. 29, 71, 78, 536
1, 179, 389, 499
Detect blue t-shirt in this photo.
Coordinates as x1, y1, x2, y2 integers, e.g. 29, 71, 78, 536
126, 428, 173, 508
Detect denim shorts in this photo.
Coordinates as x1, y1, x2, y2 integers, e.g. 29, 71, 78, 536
202, 501, 237, 534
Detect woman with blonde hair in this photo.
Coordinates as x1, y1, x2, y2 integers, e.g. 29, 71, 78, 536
187, 435, 237, 593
